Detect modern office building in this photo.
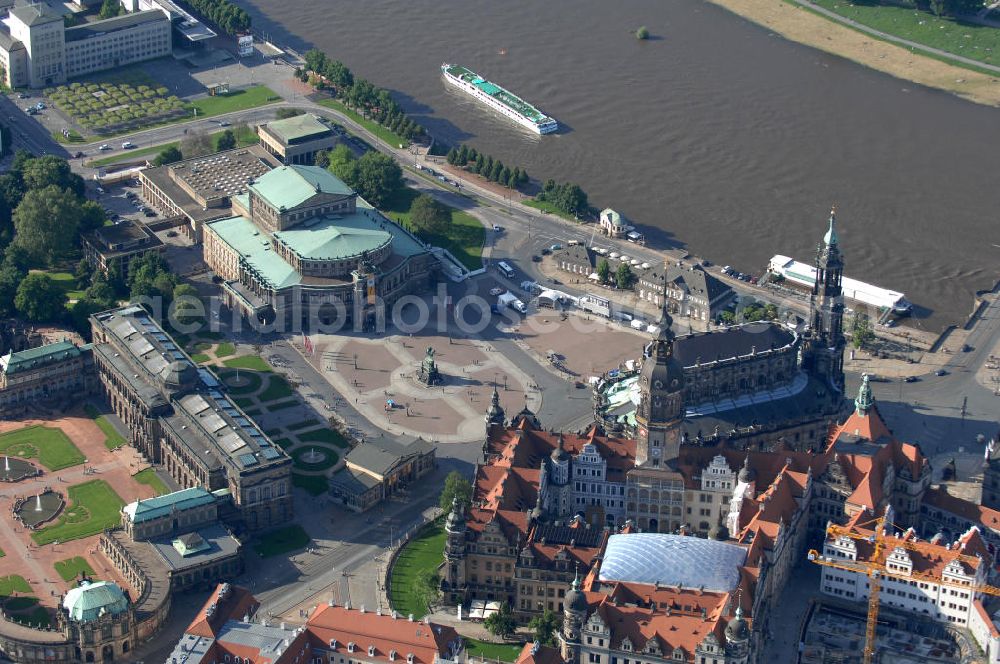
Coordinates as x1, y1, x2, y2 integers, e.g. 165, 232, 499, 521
0, 3, 171, 88
82, 219, 165, 279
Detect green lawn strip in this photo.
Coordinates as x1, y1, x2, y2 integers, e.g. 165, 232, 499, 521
132, 468, 169, 496
243, 408, 262, 417
188, 86, 281, 117
0, 575, 31, 597
272, 438, 293, 449
85, 404, 126, 451
31, 480, 126, 545
86, 142, 174, 168
524, 198, 582, 223
291, 445, 338, 470
288, 419, 320, 431
33, 270, 83, 300
190, 353, 210, 364
52, 130, 85, 144
223, 355, 272, 372
292, 472, 330, 496
3, 597, 37, 611
264, 428, 284, 437
9, 606, 50, 628
232, 396, 256, 409
259, 375, 294, 402
0, 547, 4, 557
266, 399, 300, 413
0, 425, 85, 470
253, 524, 311, 557
389, 518, 446, 619
53, 556, 95, 582
465, 639, 524, 663
806, 0, 1000, 68
384, 187, 484, 271
215, 342, 236, 358
298, 428, 349, 449
317, 97, 409, 148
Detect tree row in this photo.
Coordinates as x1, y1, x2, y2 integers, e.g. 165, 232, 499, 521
445, 144, 528, 191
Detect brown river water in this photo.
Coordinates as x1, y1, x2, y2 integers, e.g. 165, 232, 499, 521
241, 0, 1000, 330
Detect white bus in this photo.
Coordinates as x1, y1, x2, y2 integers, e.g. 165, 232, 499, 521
496, 261, 515, 279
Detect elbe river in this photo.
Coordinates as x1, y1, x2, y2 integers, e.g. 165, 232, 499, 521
242, 0, 1000, 331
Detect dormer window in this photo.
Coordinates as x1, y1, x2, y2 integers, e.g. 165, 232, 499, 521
407, 654, 415, 664
389, 651, 397, 661
330, 639, 338, 649
368, 646, 376, 657
348, 642, 356, 653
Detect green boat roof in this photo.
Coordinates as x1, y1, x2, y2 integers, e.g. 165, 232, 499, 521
445, 64, 554, 125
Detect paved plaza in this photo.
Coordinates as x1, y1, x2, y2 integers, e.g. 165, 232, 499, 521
308, 332, 538, 442
0, 411, 160, 612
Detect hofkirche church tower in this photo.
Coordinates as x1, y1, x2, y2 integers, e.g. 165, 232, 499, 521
805, 208, 846, 395
634, 309, 685, 469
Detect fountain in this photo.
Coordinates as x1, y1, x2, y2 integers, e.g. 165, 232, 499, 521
14, 489, 64, 529
301, 448, 325, 464
0, 454, 37, 482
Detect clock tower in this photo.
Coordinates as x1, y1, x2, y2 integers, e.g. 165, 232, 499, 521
635, 310, 685, 468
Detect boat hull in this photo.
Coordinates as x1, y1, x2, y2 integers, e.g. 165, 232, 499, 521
442, 64, 557, 135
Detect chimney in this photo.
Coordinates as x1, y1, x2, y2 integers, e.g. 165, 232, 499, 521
408, 614, 414, 622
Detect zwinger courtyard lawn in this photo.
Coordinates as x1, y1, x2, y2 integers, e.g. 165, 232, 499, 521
0, 425, 85, 470
31, 480, 126, 545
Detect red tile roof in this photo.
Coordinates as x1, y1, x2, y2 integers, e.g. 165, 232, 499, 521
924, 487, 1000, 531
516, 642, 564, 664
185, 584, 259, 639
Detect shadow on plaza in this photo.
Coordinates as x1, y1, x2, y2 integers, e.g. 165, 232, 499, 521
875, 398, 994, 456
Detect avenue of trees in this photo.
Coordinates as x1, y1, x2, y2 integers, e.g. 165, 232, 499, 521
446, 144, 529, 191
183, 0, 250, 35
299, 49, 426, 141
323, 145, 403, 208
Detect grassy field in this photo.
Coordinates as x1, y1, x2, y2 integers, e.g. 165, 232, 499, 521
318, 97, 409, 148
808, 0, 1000, 68
218, 368, 263, 395
32, 271, 86, 301
253, 524, 310, 557
465, 639, 525, 663
289, 419, 320, 431
298, 428, 349, 449
85, 404, 126, 451
188, 86, 281, 117
31, 480, 126, 545
223, 355, 272, 372
524, 198, 581, 222
215, 342, 236, 358
260, 375, 293, 401
54, 557, 96, 582
0, 425, 85, 470
190, 353, 210, 364
383, 187, 484, 270
0, 575, 31, 597
389, 518, 446, 619
291, 445, 338, 470
292, 472, 330, 495
266, 400, 300, 412
132, 468, 169, 496
86, 127, 258, 168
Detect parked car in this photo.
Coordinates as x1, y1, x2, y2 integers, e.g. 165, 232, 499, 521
16, 93, 28, 99
144, 210, 156, 217
549, 243, 562, 252
219, 121, 231, 127
903, 376, 919, 383
166, 230, 178, 237
531, 255, 541, 262
96, 186, 106, 194
99, 144, 111, 151
935, 369, 948, 376
541, 248, 551, 256
74, 151, 85, 158
492, 224, 503, 232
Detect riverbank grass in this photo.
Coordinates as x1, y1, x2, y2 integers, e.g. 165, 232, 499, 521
806, 0, 1000, 68
383, 187, 484, 270
318, 98, 409, 148
524, 198, 582, 222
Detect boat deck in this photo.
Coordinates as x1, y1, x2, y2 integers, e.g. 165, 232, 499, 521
444, 64, 554, 126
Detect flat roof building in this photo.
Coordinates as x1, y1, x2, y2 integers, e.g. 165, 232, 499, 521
331, 438, 435, 512
82, 219, 165, 279
257, 114, 338, 165
139, 145, 281, 241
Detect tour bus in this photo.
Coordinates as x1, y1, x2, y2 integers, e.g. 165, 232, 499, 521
497, 261, 515, 279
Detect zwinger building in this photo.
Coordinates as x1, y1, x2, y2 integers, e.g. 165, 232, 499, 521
202, 165, 435, 329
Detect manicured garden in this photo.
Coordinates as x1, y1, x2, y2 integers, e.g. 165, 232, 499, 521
223, 355, 272, 372
253, 524, 310, 557
132, 468, 169, 496
465, 639, 524, 663
0, 425, 85, 471
260, 375, 294, 401
808, 0, 1000, 69
298, 427, 349, 449
54, 556, 96, 582
189, 86, 281, 117
36, 271, 86, 301
383, 187, 484, 271
85, 404, 126, 451
524, 198, 580, 222
45, 77, 186, 135
215, 342, 236, 357
292, 472, 330, 496
291, 445, 338, 470
266, 399, 300, 413
0, 575, 31, 598
389, 518, 446, 619
31, 480, 126, 545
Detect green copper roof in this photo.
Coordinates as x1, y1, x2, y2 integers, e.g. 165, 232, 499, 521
1, 340, 80, 375
272, 215, 392, 261
172, 532, 211, 557
122, 486, 215, 524
824, 209, 838, 246
62, 581, 129, 622
249, 165, 353, 211
263, 114, 334, 144
855, 373, 873, 416
207, 215, 301, 290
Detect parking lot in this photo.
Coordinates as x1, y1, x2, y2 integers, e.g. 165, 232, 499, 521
91, 177, 160, 225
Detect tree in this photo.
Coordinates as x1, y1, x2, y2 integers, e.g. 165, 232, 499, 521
409, 194, 451, 235
326, 144, 359, 186
79, 200, 107, 236
851, 311, 875, 349
597, 259, 611, 284
439, 470, 472, 511
153, 145, 183, 166
614, 262, 634, 289
216, 129, 237, 151
98, 0, 121, 19
20, 156, 84, 197
12, 185, 81, 266
304, 48, 328, 75
172, 283, 202, 325
180, 132, 213, 159
446, 147, 458, 165
412, 568, 440, 612
719, 310, 736, 325
14, 273, 67, 322
457, 144, 469, 166
636, 26, 649, 40
85, 278, 116, 306
315, 150, 332, 168
528, 609, 559, 646
353, 152, 402, 207
0, 263, 23, 318
484, 602, 516, 639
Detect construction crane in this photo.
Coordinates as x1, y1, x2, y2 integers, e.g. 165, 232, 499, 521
808, 515, 1000, 664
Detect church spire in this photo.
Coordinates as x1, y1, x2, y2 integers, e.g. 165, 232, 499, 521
855, 373, 873, 416
824, 207, 838, 247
